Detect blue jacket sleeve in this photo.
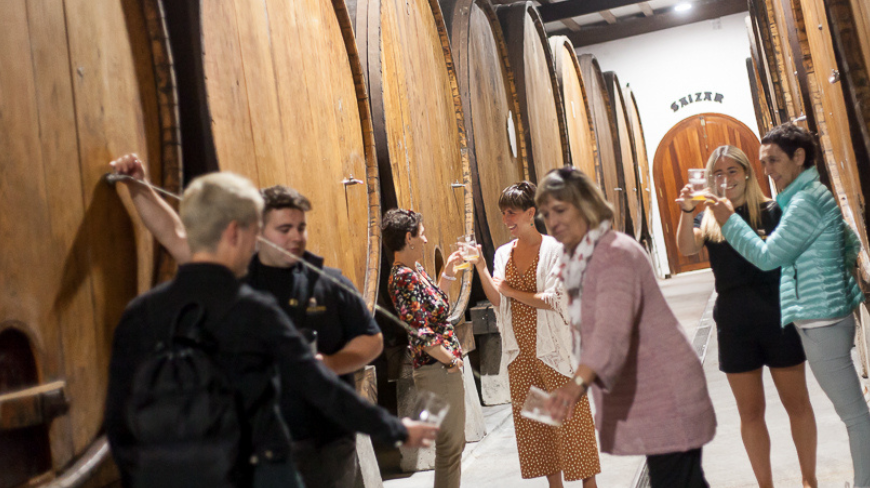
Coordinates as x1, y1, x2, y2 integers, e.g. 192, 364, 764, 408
721, 194, 825, 270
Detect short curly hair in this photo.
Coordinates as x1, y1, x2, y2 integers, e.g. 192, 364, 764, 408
260, 185, 312, 218
381, 208, 423, 255
761, 123, 817, 169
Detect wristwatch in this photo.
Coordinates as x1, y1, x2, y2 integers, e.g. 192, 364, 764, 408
445, 357, 458, 369
572, 375, 588, 391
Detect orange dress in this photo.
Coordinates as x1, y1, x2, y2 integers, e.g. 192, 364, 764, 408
506, 250, 601, 481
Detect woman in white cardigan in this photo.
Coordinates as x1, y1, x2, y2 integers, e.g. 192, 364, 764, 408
474, 182, 600, 488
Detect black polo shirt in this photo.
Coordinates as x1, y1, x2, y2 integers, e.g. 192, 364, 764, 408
694, 201, 782, 294
245, 252, 381, 444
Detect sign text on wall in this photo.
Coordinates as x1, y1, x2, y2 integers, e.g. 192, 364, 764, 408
670, 92, 724, 112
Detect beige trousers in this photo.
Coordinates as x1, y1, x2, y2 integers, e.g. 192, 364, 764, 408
413, 363, 466, 488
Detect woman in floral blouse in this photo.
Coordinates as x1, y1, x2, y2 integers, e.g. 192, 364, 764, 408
383, 208, 466, 488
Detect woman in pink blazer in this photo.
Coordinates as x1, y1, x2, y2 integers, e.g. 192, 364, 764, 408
540, 167, 717, 488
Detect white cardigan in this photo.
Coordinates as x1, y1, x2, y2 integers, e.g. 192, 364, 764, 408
492, 235, 574, 377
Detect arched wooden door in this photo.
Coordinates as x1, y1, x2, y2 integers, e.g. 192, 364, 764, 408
653, 113, 769, 275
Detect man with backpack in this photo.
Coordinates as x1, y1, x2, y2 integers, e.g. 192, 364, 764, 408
110, 154, 392, 486
104, 172, 437, 488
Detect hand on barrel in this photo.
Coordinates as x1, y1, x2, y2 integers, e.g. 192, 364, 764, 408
401, 418, 439, 448
110, 153, 149, 182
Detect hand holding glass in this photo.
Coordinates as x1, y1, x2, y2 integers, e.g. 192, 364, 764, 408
453, 236, 478, 272
687, 168, 708, 201
411, 390, 450, 427
520, 386, 563, 427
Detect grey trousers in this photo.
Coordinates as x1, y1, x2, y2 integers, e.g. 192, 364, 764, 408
413, 363, 466, 488
293, 436, 357, 488
796, 315, 870, 488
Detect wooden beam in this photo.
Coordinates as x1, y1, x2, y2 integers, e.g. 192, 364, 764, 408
639, 2, 654, 17
600, 10, 618, 24
554, 0, 747, 47
538, 0, 647, 23
537, 0, 583, 32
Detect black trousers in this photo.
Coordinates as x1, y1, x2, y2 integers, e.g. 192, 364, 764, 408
646, 448, 709, 488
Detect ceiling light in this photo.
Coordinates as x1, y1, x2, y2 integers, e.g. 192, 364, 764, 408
675, 2, 693, 12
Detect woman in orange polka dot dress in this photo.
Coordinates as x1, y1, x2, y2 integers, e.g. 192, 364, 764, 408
474, 182, 601, 488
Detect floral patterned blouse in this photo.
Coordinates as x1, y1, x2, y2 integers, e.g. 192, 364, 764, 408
388, 263, 463, 368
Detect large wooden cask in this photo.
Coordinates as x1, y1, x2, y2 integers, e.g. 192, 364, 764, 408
745, 16, 776, 135
441, 0, 528, 264
497, 2, 569, 183
604, 72, 642, 241
353, 0, 474, 319
578, 54, 625, 233
0, 0, 179, 485
624, 86, 654, 241
164, 0, 382, 307
549, 36, 599, 186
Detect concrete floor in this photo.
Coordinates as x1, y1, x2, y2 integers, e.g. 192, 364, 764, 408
384, 269, 869, 487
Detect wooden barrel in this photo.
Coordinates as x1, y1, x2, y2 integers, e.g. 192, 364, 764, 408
167, 0, 381, 307
496, 2, 569, 184
0, 0, 179, 484
441, 0, 528, 265
578, 54, 625, 233
549, 36, 599, 186
353, 0, 473, 319
624, 86, 654, 242
604, 72, 642, 241
745, 15, 776, 135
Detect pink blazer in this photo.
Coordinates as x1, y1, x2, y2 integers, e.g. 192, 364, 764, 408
578, 232, 716, 456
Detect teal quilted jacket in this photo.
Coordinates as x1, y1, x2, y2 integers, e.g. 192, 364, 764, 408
721, 167, 864, 325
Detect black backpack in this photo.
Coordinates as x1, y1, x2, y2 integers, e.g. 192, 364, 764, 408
123, 301, 245, 488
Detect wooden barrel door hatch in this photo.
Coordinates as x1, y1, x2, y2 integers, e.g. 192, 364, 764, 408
179, 0, 382, 307
578, 54, 624, 233
549, 36, 599, 186
653, 113, 767, 275
497, 1, 569, 184
353, 0, 474, 319
625, 87, 654, 241
441, 0, 529, 266
0, 0, 180, 483
604, 72, 642, 241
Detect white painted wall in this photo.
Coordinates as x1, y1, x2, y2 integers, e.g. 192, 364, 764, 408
576, 13, 758, 275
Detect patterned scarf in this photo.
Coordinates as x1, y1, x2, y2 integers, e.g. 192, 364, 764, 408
554, 219, 612, 359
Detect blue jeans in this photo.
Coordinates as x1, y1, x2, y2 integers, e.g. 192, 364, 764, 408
796, 316, 870, 487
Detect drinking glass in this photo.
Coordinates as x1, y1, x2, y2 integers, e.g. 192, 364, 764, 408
520, 386, 563, 427
713, 174, 728, 198
453, 235, 478, 272
688, 168, 707, 201
411, 390, 450, 427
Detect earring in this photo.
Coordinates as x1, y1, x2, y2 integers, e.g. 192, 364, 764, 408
745, 176, 749, 180
409, 245, 414, 250
530, 222, 534, 227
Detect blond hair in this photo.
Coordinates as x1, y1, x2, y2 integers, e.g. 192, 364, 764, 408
535, 166, 614, 227
700, 146, 770, 243
180, 172, 264, 253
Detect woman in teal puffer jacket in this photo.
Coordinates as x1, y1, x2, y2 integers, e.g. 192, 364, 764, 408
709, 124, 870, 488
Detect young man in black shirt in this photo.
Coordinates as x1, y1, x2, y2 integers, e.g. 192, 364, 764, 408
110, 155, 388, 486
105, 172, 436, 488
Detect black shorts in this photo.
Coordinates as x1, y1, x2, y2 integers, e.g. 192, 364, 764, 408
713, 286, 806, 374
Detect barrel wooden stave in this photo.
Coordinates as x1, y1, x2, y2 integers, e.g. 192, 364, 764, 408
497, 2, 568, 184
355, 0, 473, 317
198, 0, 379, 305
442, 0, 528, 264
625, 87, 654, 241
578, 54, 624, 233
550, 36, 599, 186
604, 71, 642, 241
1, 0, 169, 477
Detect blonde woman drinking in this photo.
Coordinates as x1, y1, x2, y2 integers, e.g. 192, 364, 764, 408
676, 145, 816, 488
